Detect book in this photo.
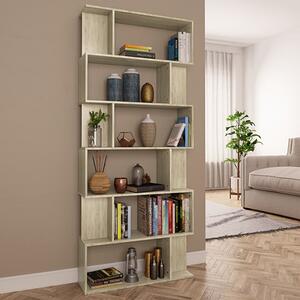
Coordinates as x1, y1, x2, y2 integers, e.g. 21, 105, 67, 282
127, 183, 165, 193
186, 32, 191, 63
127, 205, 132, 239
121, 204, 125, 238
116, 202, 122, 240
177, 116, 189, 147
120, 47, 151, 53
87, 267, 123, 284
120, 50, 156, 59
166, 123, 186, 147
162, 198, 168, 235
172, 202, 175, 234
124, 205, 128, 239
157, 196, 162, 235
120, 44, 152, 51
178, 32, 186, 63
147, 197, 153, 236
153, 199, 158, 236
88, 278, 123, 288
168, 199, 173, 234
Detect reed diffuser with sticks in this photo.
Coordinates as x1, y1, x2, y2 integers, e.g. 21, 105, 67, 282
88, 152, 111, 194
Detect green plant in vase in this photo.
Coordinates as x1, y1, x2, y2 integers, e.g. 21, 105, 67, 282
225, 111, 262, 198
88, 109, 109, 147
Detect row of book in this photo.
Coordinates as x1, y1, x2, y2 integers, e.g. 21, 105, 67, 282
119, 43, 156, 59
87, 267, 123, 289
137, 194, 190, 236
114, 202, 132, 240
167, 116, 190, 147
168, 31, 191, 63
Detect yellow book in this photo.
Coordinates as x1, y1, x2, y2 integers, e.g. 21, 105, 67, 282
117, 202, 122, 240
121, 43, 152, 51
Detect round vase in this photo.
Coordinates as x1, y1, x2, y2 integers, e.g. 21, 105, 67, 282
107, 73, 122, 101
141, 83, 154, 103
123, 68, 140, 102
89, 172, 111, 194
140, 114, 156, 147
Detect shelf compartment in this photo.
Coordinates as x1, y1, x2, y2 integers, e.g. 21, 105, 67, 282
81, 103, 114, 148
81, 8, 114, 55
81, 197, 113, 241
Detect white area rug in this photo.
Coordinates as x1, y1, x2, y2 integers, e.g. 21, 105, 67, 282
206, 201, 300, 240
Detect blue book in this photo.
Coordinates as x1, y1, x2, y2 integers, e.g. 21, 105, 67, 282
177, 116, 189, 147
168, 38, 175, 60
127, 206, 131, 239
162, 199, 168, 235
153, 202, 158, 236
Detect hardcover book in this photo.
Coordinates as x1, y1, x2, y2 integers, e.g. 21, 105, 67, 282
120, 50, 156, 59
87, 267, 123, 284
127, 183, 165, 193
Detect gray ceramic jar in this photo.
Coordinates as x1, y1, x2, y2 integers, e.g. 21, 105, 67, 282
132, 163, 144, 186
107, 73, 122, 101
123, 68, 140, 102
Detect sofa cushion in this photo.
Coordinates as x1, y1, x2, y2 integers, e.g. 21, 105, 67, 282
249, 166, 300, 196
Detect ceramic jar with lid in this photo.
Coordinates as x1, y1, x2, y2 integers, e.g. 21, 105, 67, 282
107, 73, 122, 101
123, 68, 140, 102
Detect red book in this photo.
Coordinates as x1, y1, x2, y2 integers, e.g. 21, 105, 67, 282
157, 196, 162, 235
168, 199, 173, 234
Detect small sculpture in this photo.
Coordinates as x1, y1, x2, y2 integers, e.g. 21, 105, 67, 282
141, 82, 154, 103
117, 132, 136, 147
142, 173, 151, 185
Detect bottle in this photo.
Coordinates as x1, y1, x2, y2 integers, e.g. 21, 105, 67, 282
159, 259, 165, 279
150, 255, 157, 280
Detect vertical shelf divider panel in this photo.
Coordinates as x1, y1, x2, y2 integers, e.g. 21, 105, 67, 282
79, 5, 195, 295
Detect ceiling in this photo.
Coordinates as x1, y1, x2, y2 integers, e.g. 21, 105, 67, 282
205, 0, 300, 45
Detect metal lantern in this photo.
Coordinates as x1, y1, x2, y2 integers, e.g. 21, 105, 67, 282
125, 247, 139, 283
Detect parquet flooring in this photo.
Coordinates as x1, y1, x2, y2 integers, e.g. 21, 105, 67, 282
2, 191, 300, 299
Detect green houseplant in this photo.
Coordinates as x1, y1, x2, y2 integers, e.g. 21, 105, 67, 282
88, 109, 109, 147
225, 111, 262, 197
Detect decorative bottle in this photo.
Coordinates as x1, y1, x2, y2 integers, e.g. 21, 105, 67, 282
140, 114, 156, 147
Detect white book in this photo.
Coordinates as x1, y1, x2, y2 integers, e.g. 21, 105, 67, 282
178, 31, 185, 63
167, 123, 186, 147
186, 32, 191, 63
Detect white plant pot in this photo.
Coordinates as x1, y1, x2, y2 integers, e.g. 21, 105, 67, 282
230, 176, 241, 194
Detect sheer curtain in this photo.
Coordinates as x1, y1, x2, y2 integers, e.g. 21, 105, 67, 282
205, 50, 233, 189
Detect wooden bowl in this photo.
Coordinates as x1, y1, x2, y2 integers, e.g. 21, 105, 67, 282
89, 172, 111, 194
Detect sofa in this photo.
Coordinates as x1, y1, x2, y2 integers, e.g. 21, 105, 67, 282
242, 137, 300, 219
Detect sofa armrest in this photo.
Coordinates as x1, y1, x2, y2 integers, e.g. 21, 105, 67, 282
242, 155, 291, 191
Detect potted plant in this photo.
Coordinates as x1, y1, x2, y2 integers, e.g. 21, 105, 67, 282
225, 111, 262, 199
88, 109, 109, 147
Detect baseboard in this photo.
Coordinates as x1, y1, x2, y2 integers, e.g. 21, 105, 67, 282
0, 250, 206, 294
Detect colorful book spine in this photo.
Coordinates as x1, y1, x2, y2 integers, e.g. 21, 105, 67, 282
137, 197, 147, 235
117, 202, 122, 240
162, 199, 168, 235
172, 202, 175, 234
153, 200, 158, 236
127, 206, 131, 239
157, 196, 162, 235
168, 199, 173, 234
121, 44, 152, 51
147, 197, 153, 236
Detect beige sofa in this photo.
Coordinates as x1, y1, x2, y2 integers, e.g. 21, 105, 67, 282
242, 138, 300, 219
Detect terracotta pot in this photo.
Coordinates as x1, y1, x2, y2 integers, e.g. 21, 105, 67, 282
89, 172, 111, 194
114, 177, 128, 193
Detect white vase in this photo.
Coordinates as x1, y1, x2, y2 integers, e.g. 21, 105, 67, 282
230, 176, 241, 194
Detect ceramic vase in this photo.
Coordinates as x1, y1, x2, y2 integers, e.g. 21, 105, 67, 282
140, 114, 156, 147
123, 68, 140, 102
107, 73, 122, 101
114, 177, 128, 193
89, 172, 111, 194
132, 164, 144, 186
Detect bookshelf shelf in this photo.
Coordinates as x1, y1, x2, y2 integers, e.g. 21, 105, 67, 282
78, 5, 195, 295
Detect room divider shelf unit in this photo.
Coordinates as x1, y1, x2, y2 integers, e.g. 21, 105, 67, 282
78, 5, 195, 295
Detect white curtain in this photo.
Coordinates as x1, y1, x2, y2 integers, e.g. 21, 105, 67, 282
205, 50, 233, 189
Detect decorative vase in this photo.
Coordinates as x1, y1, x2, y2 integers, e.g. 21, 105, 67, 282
107, 73, 122, 101
88, 126, 102, 147
123, 68, 140, 102
141, 83, 154, 103
89, 172, 111, 194
140, 114, 156, 147
114, 177, 128, 193
132, 164, 144, 186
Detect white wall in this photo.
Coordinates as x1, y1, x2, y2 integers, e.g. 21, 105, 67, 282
244, 28, 300, 155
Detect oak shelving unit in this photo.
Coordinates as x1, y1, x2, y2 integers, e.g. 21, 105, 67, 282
78, 5, 194, 295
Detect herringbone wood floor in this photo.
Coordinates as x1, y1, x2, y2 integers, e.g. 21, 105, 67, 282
2, 191, 300, 300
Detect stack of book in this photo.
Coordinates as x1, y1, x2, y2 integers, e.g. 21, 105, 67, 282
177, 116, 190, 147
167, 32, 191, 63
87, 267, 123, 289
137, 194, 190, 236
119, 44, 156, 59
114, 202, 132, 240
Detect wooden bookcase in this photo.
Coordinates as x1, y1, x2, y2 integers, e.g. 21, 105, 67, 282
78, 5, 194, 295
